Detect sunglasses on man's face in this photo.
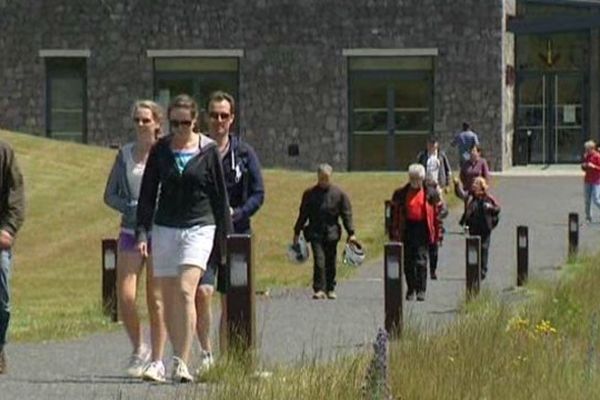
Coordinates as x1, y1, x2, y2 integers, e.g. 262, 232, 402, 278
169, 120, 193, 128
209, 112, 231, 121
133, 117, 153, 125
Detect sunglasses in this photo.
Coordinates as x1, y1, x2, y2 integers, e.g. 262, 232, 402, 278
169, 120, 193, 128
209, 112, 231, 120
133, 117, 153, 125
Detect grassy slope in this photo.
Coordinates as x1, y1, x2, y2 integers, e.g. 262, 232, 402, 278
0, 130, 408, 342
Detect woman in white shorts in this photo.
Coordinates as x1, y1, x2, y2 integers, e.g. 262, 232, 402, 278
136, 94, 231, 383
103, 100, 166, 379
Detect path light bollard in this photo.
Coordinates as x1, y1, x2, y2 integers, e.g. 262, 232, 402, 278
568, 212, 579, 258
101, 238, 118, 322
384, 200, 392, 236
465, 236, 481, 298
225, 234, 256, 364
384, 242, 403, 338
517, 226, 529, 287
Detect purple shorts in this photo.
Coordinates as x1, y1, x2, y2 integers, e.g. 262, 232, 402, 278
118, 231, 152, 253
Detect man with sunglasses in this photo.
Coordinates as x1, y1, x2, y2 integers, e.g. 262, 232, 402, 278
195, 91, 265, 373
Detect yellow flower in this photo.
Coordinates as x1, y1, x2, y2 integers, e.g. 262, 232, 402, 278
534, 319, 557, 335
506, 316, 530, 333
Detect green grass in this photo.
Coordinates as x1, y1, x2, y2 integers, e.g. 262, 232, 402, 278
0, 129, 413, 342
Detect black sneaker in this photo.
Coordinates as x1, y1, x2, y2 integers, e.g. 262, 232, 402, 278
430, 270, 437, 280
416, 291, 426, 301
405, 291, 416, 301
0, 349, 6, 374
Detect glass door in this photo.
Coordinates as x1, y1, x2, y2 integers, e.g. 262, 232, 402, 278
554, 74, 584, 162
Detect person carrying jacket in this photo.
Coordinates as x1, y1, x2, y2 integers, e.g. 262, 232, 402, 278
416, 135, 452, 191
390, 164, 436, 301
293, 163, 358, 300
195, 91, 265, 372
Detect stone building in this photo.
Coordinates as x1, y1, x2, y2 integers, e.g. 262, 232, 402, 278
0, 0, 598, 170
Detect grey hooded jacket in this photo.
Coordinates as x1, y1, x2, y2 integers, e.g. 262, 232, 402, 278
103, 143, 138, 230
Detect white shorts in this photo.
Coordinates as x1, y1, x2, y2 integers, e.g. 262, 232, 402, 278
151, 224, 216, 278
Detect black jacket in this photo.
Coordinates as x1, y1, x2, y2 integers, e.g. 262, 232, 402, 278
222, 135, 265, 233
136, 134, 232, 255
416, 149, 452, 188
293, 184, 354, 242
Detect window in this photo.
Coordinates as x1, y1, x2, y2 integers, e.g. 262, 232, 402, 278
45, 58, 87, 143
348, 56, 434, 170
153, 57, 239, 132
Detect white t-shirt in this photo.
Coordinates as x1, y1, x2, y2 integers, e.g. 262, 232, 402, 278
124, 144, 146, 202
426, 153, 440, 184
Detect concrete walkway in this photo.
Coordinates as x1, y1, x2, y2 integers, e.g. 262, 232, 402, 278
1, 176, 600, 399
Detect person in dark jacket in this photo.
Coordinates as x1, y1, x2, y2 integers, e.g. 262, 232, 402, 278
416, 135, 452, 192
136, 94, 232, 383
456, 176, 500, 280
293, 164, 358, 300
195, 91, 265, 371
103, 100, 166, 380
426, 184, 448, 280
390, 164, 436, 301
0, 140, 24, 375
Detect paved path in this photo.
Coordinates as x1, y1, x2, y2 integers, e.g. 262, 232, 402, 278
2, 176, 600, 399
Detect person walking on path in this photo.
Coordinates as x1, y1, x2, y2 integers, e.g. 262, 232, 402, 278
456, 176, 501, 280
416, 135, 452, 192
389, 164, 436, 301
195, 91, 265, 372
581, 140, 600, 223
103, 100, 167, 379
293, 164, 358, 300
451, 122, 480, 168
0, 140, 24, 375
427, 185, 448, 280
136, 94, 232, 383
456, 144, 491, 196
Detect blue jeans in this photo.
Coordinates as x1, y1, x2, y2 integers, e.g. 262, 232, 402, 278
0, 250, 11, 349
584, 183, 600, 220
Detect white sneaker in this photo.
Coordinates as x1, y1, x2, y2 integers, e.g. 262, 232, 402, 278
196, 351, 215, 375
172, 356, 193, 383
142, 360, 166, 383
126, 346, 150, 378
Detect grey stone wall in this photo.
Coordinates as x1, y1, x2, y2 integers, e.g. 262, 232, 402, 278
0, 0, 505, 170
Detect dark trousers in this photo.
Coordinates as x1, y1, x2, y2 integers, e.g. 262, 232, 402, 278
480, 233, 491, 279
311, 240, 338, 292
404, 222, 429, 294
429, 243, 438, 273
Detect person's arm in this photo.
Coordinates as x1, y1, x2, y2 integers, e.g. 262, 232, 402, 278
232, 147, 265, 222
293, 190, 310, 242
136, 144, 160, 245
339, 190, 355, 241
453, 176, 468, 200
481, 159, 491, 182
208, 146, 233, 255
0, 147, 25, 239
103, 149, 130, 215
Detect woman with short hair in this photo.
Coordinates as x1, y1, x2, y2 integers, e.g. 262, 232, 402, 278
136, 94, 232, 383
103, 100, 167, 379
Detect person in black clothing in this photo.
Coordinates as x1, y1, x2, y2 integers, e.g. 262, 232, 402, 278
293, 164, 358, 300
136, 94, 232, 383
195, 91, 265, 370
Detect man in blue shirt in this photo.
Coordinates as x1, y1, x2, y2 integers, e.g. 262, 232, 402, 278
195, 91, 265, 372
451, 122, 480, 167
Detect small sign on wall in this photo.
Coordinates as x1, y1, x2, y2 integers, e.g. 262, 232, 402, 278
563, 105, 576, 124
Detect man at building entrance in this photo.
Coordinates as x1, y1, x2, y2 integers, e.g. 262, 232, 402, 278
293, 164, 358, 300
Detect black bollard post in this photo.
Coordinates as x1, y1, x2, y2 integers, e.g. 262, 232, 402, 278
517, 226, 529, 286
384, 200, 392, 236
465, 236, 481, 298
225, 234, 256, 364
568, 212, 579, 258
384, 242, 403, 338
101, 238, 118, 322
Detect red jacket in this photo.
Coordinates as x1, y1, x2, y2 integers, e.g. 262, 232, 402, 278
583, 151, 600, 185
389, 184, 436, 245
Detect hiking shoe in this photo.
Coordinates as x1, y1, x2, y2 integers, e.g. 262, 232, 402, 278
0, 349, 6, 374
312, 291, 327, 300
196, 351, 214, 375
326, 291, 337, 300
126, 345, 150, 378
405, 291, 416, 301
416, 291, 426, 302
172, 356, 193, 383
142, 360, 166, 383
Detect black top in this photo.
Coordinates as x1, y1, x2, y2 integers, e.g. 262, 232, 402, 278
136, 134, 232, 247
293, 184, 354, 242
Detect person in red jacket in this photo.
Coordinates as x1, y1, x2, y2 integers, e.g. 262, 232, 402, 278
582, 140, 600, 223
390, 164, 436, 301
